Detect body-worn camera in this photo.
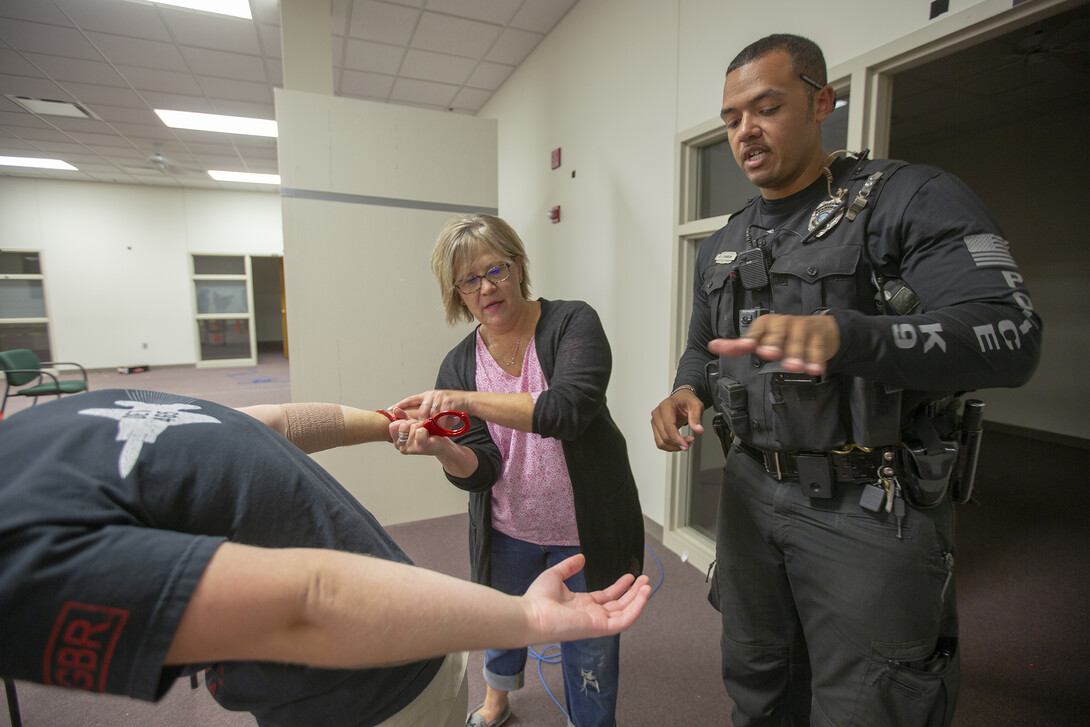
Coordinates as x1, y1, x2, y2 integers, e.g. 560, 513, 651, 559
739, 306, 772, 335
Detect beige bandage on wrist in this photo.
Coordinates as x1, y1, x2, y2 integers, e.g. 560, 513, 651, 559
280, 403, 345, 454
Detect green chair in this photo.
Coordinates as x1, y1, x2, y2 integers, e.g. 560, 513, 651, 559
0, 348, 88, 416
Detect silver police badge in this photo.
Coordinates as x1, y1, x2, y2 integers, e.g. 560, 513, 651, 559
714, 251, 738, 264
808, 198, 845, 238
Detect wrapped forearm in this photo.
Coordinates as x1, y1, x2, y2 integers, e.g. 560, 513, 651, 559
281, 403, 345, 453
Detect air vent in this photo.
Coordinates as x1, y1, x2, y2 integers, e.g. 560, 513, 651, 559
6, 96, 98, 120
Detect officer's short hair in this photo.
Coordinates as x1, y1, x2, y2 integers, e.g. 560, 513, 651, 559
727, 34, 827, 93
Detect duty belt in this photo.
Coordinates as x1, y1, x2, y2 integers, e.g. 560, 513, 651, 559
733, 439, 886, 484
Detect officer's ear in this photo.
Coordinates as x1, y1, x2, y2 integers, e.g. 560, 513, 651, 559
814, 84, 836, 123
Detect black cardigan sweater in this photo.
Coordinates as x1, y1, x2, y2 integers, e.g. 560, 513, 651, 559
436, 298, 644, 590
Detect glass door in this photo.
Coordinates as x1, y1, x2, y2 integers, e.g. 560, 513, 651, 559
192, 255, 255, 367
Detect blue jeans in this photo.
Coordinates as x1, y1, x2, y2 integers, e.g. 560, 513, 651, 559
484, 530, 620, 727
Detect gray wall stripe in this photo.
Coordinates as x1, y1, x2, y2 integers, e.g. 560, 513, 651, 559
280, 187, 498, 215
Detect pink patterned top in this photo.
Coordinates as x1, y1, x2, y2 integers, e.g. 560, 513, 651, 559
475, 331, 580, 546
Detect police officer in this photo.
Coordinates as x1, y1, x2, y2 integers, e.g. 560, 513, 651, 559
651, 34, 1041, 727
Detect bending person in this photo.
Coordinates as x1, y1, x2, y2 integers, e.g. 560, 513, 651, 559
0, 390, 650, 727
391, 214, 645, 727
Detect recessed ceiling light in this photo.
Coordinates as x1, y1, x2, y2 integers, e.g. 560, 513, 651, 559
0, 156, 78, 170
155, 109, 277, 137
208, 170, 281, 185
131, 0, 251, 19
7, 96, 96, 119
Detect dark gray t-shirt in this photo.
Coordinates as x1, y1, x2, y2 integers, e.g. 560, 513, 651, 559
0, 389, 441, 726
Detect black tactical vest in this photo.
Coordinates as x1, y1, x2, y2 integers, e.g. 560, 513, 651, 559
707, 154, 913, 452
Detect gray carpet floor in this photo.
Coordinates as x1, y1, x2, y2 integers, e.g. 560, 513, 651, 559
3, 354, 1087, 725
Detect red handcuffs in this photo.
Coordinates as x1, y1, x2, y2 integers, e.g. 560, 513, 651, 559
377, 408, 470, 437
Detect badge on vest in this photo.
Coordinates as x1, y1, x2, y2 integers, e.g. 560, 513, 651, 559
714, 251, 738, 264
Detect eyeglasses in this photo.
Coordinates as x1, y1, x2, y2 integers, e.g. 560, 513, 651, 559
455, 261, 513, 294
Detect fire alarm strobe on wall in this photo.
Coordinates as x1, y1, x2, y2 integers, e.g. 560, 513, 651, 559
547, 205, 561, 223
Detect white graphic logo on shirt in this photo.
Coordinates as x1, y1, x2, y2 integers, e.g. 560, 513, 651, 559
79, 400, 221, 478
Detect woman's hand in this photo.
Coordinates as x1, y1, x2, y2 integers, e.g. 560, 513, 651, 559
395, 389, 473, 421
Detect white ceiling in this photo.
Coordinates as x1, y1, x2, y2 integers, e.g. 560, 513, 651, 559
0, 0, 578, 190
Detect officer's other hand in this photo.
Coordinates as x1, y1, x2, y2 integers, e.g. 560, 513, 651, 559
651, 389, 704, 452
709, 313, 840, 376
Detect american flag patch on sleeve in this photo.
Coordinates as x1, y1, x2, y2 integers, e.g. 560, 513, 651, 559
964, 234, 1017, 269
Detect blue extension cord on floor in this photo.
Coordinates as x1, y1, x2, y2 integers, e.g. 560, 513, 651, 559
526, 543, 665, 722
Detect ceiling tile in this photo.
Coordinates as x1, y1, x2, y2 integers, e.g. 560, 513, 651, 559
53, 0, 172, 41
0, 48, 48, 76
114, 64, 203, 95
0, 20, 104, 61
43, 116, 114, 133
91, 105, 161, 125
343, 38, 405, 74
400, 48, 475, 84
340, 69, 396, 99
207, 98, 276, 119
349, 1, 420, 46
423, 0, 520, 26
22, 54, 126, 87
510, 0, 577, 34
451, 85, 490, 111
411, 12, 502, 58
137, 91, 214, 113
108, 122, 183, 142
0, 0, 75, 25
200, 77, 274, 105
389, 76, 457, 107
84, 31, 188, 72
486, 27, 542, 66
65, 130, 138, 148
53, 81, 147, 110
0, 0, 583, 189
0, 74, 73, 100
161, 7, 262, 55
466, 61, 514, 90
0, 109, 54, 129
180, 47, 269, 83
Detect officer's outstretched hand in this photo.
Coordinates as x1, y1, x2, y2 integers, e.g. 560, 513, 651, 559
651, 388, 705, 452
710, 313, 841, 376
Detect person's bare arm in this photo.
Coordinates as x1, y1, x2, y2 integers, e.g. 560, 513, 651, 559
239, 404, 395, 452
164, 543, 651, 668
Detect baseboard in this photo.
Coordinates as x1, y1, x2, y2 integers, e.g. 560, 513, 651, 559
984, 421, 1090, 451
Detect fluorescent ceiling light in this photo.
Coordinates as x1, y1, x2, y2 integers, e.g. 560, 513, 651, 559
208, 170, 281, 185
155, 109, 277, 137
0, 155, 77, 171
145, 0, 251, 19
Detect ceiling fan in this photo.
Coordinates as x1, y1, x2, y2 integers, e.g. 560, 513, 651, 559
122, 148, 206, 176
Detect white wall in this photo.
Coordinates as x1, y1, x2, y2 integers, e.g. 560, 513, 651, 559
0, 178, 281, 369
276, 88, 498, 525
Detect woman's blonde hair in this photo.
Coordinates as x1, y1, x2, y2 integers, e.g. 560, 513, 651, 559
431, 213, 532, 326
